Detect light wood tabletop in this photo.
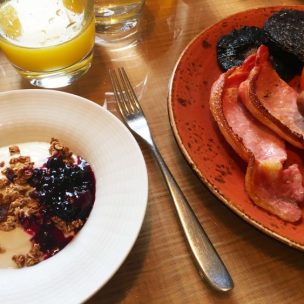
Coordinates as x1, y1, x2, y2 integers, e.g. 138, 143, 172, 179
1, 0, 304, 303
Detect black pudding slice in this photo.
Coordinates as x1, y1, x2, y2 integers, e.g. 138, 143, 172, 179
263, 9, 304, 81
267, 45, 302, 82
216, 26, 266, 71
264, 9, 304, 63
29, 156, 95, 221
216, 23, 303, 81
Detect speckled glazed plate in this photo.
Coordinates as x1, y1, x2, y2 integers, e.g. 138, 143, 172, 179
168, 6, 304, 250
0, 89, 148, 303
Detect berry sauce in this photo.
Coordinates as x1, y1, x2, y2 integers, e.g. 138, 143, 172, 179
24, 155, 96, 257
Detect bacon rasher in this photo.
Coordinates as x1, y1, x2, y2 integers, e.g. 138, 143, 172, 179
239, 45, 304, 149
209, 54, 304, 222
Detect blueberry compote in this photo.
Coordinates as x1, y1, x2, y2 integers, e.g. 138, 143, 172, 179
26, 154, 96, 257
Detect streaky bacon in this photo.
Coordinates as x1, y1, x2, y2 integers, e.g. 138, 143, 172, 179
239, 45, 304, 149
210, 55, 285, 162
245, 159, 303, 222
209, 54, 304, 222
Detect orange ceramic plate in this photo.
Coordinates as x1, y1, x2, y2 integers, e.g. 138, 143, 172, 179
168, 5, 304, 250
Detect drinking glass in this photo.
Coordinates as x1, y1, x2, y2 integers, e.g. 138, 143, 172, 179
0, 0, 95, 88
95, 0, 145, 38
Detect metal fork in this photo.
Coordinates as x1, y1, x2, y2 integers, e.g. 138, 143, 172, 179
109, 67, 234, 292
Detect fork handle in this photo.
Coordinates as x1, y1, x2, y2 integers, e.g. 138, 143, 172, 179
149, 144, 234, 291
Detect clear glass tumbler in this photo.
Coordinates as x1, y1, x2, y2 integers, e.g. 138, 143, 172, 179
0, 0, 95, 88
95, 0, 145, 36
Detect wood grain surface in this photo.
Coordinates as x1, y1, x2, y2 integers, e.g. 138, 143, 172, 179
1, 0, 304, 303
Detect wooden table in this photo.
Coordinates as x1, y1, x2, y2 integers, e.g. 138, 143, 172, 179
1, 0, 304, 303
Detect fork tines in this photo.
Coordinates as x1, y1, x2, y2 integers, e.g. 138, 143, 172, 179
109, 68, 141, 115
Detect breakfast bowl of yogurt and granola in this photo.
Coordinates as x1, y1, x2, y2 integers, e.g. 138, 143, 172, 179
0, 89, 148, 304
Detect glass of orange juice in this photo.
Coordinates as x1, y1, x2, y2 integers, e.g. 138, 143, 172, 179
0, 0, 95, 88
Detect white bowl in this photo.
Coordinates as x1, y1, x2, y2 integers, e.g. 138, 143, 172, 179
0, 89, 148, 304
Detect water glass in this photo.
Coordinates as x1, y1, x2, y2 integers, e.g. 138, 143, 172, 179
95, 0, 145, 37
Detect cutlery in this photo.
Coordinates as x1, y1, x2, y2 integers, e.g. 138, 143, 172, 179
109, 67, 234, 292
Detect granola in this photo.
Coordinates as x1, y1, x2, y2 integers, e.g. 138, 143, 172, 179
12, 244, 44, 268
0, 151, 36, 232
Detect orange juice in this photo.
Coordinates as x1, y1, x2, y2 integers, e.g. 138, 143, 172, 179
0, 19, 95, 72
0, 0, 95, 87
